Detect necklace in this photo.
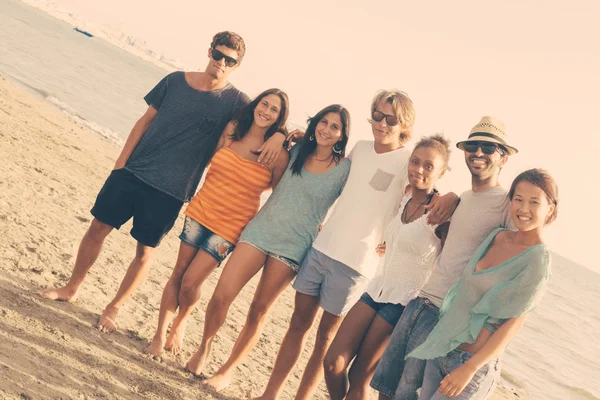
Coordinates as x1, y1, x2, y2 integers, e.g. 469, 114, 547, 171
313, 153, 333, 162
401, 197, 429, 224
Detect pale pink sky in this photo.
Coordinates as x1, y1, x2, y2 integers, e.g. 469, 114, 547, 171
40, 0, 600, 271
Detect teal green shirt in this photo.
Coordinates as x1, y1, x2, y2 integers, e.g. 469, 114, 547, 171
240, 145, 351, 264
408, 228, 551, 360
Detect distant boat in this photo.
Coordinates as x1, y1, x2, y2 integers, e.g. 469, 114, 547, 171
74, 28, 93, 38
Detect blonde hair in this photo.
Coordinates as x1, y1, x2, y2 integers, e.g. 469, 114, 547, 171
370, 90, 415, 143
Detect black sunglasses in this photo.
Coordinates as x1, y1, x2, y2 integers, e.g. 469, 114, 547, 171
211, 48, 238, 68
372, 110, 399, 126
463, 141, 506, 155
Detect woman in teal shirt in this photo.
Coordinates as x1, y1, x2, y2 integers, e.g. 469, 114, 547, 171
186, 104, 352, 390
408, 169, 558, 399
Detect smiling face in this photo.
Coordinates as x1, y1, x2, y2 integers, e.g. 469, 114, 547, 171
315, 112, 343, 147
206, 45, 239, 80
253, 94, 282, 129
463, 141, 508, 181
408, 146, 447, 191
511, 180, 556, 232
371, 100, 401, 145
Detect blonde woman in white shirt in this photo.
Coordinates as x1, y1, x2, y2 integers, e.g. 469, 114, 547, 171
323, 135, 451, 400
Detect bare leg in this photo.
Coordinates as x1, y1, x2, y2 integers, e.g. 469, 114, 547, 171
97, 241, 155, 333
185, 243, 266, 377
324, 301, 378, 400
295, 311, 343, 400
205, 257, 296, 391
40, 218, 113, 301
254, 292, 320, 400
144, 241, 198, 358
346, 315, 395, 400
164, 249, 220, 355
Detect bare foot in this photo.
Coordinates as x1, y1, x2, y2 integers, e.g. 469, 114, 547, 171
185, 342, 211, 376
38, 286, 78, 302
164, 324, 186, 355
203, 372, 233, 392
96, 305, 120, 333
143, 336, 165, 360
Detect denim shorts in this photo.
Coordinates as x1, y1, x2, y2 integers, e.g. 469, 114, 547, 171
293, 247, 369, 316
371, 297, 440, 399
419, 350, 501, 400
179, 216, 234, 264
238, 241, 300, 273
359, 292, 405, 327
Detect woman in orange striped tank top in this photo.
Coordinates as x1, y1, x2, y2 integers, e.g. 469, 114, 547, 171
144, 89, 291, 358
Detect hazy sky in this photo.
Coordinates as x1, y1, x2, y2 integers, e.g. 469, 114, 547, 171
38, 0, 600, 271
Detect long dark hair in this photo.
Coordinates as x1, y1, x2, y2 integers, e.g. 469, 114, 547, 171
291, 104, 351, 175
230, 88, 289, 142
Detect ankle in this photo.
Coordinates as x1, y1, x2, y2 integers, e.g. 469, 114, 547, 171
105, 303, 121, 312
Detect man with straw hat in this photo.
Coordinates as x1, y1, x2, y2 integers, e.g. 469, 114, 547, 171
370, 116, 518, 400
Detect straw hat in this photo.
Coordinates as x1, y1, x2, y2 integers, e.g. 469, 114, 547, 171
456, 116, 518, 155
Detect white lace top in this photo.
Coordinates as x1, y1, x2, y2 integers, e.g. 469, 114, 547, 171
366, 195, 442, 305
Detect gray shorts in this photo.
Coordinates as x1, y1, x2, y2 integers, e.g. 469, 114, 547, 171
292, 247, 369, 316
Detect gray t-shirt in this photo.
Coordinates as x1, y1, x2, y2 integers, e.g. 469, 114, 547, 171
421, 186, 513, 307
125, 71, 250, 202
240, 145, 351, 264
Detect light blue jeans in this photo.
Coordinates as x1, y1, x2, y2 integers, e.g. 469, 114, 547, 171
419, 349, 501, 400
371, 297, 440, 399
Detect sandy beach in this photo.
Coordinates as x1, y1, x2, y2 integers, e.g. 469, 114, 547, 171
0, 75, 523, 400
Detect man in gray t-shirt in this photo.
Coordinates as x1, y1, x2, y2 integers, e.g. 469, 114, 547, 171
371, 116, 519, 400
40, 32, 284, 333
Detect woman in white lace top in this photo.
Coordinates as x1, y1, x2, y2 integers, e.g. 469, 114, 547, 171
324, 135, 451, 400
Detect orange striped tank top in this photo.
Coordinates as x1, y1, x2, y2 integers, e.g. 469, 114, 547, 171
185, 147, 272, 244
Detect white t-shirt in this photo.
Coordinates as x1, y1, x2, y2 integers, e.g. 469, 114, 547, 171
420, 186, 513, 307
313, 140, 411, 278
366, 195, 442, 305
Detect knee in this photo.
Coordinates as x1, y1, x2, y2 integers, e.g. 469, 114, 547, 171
179, 281, 200, 304
208, 291, 234, 313
247, 301, 270, 325
135, 245, 154, 263
289, 311, 313, 333
316, 322, 336, 344
323, 351, 347, 376
87, 219, 111, 242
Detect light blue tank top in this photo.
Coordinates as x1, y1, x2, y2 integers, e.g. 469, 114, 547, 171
240, 144, 351, 264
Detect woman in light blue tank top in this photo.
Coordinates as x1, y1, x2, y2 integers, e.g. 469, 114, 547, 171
408, 169, 559, 400
186, 105, 352, 388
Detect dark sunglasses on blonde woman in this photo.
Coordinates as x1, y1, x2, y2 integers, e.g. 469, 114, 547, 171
211, 48, 238, 67
372, 110, 399, 126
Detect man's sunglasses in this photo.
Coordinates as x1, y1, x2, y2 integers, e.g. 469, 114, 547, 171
372, 110, 399, 126
211, 48, 238, 68
463, 142, 506, 155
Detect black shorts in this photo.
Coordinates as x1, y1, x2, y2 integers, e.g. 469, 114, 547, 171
91, 168, 183, 247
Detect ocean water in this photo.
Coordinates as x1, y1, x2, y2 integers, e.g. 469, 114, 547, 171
1, 1, 599, 399
0, 0, 167, 145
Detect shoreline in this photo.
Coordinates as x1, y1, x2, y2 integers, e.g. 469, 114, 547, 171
0, 74, 523, 399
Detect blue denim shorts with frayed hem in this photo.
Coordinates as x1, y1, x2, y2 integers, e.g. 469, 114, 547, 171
370, 297, 440, 400
359, 292, 405, 327
419, 349, 501, 400
238, 240, 301, 273
179, 216, 234, 264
